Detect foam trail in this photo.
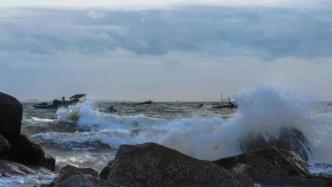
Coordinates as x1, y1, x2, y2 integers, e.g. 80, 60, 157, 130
56, 101, 163, 131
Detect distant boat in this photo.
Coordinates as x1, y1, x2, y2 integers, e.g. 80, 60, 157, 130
33, 94, 86, 109
213, 92, 238, 109
136, 100, 153, 105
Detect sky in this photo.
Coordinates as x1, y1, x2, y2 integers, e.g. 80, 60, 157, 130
0, 1, 332, 101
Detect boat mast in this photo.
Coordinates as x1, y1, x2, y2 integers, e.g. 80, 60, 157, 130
221, 92, 223, 103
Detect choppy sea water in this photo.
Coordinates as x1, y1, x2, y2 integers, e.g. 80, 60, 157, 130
2, 88, 332, 186
23, 102, 236, 170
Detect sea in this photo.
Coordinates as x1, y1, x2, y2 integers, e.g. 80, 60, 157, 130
1, 87, 332, 186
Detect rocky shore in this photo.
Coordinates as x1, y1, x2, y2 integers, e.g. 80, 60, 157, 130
0, 92, 55, 175
0, 92, 331, 187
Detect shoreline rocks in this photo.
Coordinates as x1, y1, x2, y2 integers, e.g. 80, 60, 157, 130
241, 127, 311, 161
0, 92, 55, 173
0, 92, 23, 137
101, 143, 244, 187
44, 142, 332, 187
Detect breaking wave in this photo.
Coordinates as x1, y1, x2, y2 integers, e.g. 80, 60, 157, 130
34, 87, 332, 164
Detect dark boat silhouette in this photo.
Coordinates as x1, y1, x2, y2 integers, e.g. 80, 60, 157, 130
132, 100, 153, 106
33, 94, 86, 109
213, 92, 238, 109
138, 100, 153, 105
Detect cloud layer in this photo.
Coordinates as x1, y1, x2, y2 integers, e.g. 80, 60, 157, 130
0, 7, 332, 100
1, 0, 331, 9
1, 7, 332, 58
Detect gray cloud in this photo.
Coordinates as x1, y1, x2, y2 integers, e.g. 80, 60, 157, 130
0, 7, 332, 58
1, 7, 332, 100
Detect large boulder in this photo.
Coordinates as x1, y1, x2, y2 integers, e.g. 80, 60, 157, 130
213, 147, 330, 186
6, 134, 45, 165
101, 142, 245, 187
3, 134, 56, 171
0, 92, 56, 171
241, 127, 311, 161
213, 147, 309, 179
0, 92, 23, 137
59, 165, 98, 177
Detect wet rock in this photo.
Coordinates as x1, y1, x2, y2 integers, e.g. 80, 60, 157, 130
42, 165, 110, 187
59, 165, 98, 177
6, 134, 45, 166
0, 134, 11, 154
99, 161, 113, 180
39, 154, 56, 171
0, 159, 35, 176
213, 147, 308, 179
231, 165, 255, 187
241, 127, 311, 161
232, 163, 261, 180
102, 142, 244, 187
0, 92, 56, 171
0, 92, 23, 137
254, 147, 309, 176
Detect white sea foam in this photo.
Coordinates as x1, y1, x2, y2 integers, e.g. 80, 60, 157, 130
31, 117, 55, 123
0, 172, 55, 187
56, 101, 163, 131
36, 87, 332, 165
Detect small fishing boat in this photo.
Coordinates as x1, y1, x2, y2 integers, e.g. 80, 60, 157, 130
34, 94, 86, 109
213, 92, 238, 109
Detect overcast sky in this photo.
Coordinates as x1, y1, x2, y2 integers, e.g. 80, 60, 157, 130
0, 1, 332, 101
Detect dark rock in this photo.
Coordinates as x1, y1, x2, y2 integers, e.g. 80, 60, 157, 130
0, 92, 23, 137
312, 175, 332, 187
0, 134, 11, 154
241, 127, 311, 161
6, 134, 45, 165
254, 147, 309, 176
99, 161, 113, 180
232, 163, 261, 180
0, 159, 35, 176
42, 165, 110, 187
0, 92, 56, 172
59, 165, 98, 177
256, 175, 327, 187
214, 151, 288, 179
213, 147, 308, 179
102, 142, 244, 187
39, 154, 56, 171
231, 164, 255, 187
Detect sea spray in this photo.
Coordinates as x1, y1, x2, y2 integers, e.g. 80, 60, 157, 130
38, 87, 332, 164
162, 88, 313, 160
